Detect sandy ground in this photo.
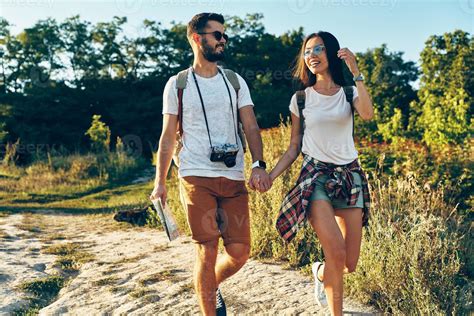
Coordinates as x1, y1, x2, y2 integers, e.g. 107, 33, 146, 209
0, 212, 380, 315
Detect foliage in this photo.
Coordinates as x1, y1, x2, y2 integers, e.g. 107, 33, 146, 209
85, 114, 111, 152
5, 14, 464, 161
409, 30, 473, 147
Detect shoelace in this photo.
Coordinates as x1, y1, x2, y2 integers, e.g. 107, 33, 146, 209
216, 289, 225, 308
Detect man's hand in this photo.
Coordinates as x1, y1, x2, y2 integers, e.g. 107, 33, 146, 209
248, 168, 272, 193
150, 184, 167, 204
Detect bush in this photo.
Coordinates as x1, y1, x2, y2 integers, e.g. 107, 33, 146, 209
85, 114, 111, 152
345, 176, 471, 314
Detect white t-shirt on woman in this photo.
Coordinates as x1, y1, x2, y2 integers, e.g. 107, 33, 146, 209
289, 86, 359, 165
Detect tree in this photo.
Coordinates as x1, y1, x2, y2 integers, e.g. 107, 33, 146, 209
355, 44, 419, 142
85, 114, 111, 152
90, 16, 128, 79
0, 18, 10, 94
409, 30, 473, 147
20, 18, 64, 91
60, 15, 98, 86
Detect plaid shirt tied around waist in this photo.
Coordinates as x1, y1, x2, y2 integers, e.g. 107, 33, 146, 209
276, 154, 371, 242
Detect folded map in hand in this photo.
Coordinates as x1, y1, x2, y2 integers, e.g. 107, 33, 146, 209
151, 199, 180, 241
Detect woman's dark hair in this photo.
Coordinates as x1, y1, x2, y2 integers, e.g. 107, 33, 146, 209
187, 13, 225, 38
293, 31, 347, 88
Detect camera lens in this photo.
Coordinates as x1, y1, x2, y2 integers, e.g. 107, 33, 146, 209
224, 155, 236, 168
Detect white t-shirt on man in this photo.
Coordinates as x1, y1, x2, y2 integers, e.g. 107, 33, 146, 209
289, 86, 359, 165
162, 67, 254, 180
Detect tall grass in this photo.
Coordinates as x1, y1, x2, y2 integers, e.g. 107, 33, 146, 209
345, 177, 470, 314
162, 122, 472, 314
5, 153, 143, 192
0, 146, 147, 207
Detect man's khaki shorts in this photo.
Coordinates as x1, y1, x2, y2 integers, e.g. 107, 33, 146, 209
179, 176, 250, 246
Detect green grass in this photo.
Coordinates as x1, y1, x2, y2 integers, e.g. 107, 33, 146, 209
175, 281, 194, 296
92, 276, 120, 287
0, 177, 153, 214
137, 269, 185, 286
114, 253, 149, 264
11, 242, 96, 314
0, 150, 149, 213
42, 242, 95, 272
13, 275, 66, 315
129, 287, 156, 299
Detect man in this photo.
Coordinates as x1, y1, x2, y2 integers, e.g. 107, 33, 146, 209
150, 12, 271, 316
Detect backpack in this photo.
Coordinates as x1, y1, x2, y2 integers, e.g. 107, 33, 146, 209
172, 68, 247, 167
296, 86, 355, 151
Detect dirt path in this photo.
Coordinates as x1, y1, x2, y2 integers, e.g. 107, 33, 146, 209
0, 212, 379, 315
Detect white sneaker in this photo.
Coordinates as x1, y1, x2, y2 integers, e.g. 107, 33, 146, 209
312, 261, 328, 307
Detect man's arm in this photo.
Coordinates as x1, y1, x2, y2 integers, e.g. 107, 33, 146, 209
150, 114, 178, 204
239, 105, 263, 162
239, 105, 271, 192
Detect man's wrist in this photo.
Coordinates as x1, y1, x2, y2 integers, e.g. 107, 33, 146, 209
251, 160, 267, 170
155, 179, 166, 186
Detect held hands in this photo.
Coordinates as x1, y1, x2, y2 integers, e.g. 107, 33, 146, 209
248, 168, 272, 193
337, 47, 360, 77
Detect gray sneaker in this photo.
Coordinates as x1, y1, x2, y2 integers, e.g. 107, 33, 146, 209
312, 261, 328, 307
216, 288, 227, 316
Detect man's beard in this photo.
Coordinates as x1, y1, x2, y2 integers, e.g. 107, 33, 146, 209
200, 38, 225, 62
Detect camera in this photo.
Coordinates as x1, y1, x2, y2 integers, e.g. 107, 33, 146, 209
210, 144, 239, 168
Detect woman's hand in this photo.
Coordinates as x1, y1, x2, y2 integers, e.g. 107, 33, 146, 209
337, 47, 360, 77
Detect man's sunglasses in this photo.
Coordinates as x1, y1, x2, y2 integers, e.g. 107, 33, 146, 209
198, 31, 229, 42
304, 45, 326, 58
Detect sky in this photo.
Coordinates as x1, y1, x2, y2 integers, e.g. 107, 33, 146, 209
0, 0, 473, 64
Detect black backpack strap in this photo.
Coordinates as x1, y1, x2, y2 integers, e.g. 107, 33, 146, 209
222, 68, 247, 153
343, 86, 355, 138
176, 69, 189, 138
295, 90, 306, 151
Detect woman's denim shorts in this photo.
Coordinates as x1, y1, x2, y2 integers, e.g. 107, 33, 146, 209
310, 171, 364, 209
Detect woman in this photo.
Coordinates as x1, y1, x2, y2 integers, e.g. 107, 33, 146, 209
268, 32, 374, 315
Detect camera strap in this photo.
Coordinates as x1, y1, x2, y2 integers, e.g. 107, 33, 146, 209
191, 68, 239, 149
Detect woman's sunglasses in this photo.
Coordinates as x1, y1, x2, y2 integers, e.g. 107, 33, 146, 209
198, 31, 229, 42
304, 45, 326, 58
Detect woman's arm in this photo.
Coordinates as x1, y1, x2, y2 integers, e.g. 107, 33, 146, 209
337, 47, 374, 121
269, 113, 302, 181
353, 80, 374, 121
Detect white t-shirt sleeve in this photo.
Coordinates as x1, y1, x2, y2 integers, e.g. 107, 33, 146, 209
289, 93, 300, 118
162, 76, 178, 115
236, 74, 254, 109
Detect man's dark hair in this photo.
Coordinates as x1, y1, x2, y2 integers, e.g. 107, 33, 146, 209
187, 13, 225, 39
